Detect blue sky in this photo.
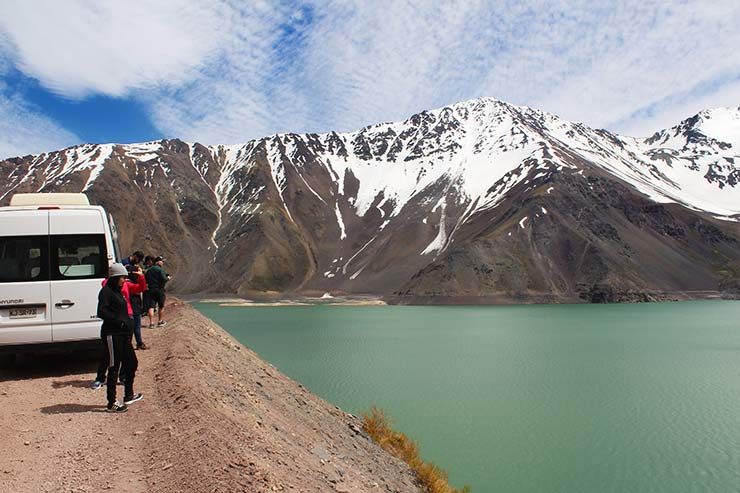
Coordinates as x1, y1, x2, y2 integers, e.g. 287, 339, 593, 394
1, 0, 739, 158
7, 67, 161, 144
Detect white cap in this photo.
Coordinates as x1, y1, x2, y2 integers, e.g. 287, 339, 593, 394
109, 263, 128, 278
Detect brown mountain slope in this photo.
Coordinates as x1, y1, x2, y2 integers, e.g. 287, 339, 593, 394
395, 168, 740, 302
2, 98, 739, 302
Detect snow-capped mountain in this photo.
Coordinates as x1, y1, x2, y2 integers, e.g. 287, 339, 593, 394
2, 98, 739, 302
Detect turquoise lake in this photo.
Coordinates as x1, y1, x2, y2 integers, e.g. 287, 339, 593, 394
194, 300, 740, 492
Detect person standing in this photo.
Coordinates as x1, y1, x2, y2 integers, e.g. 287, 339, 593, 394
127, 264, 148, 350
145, 256, 170, 328
121, 250, 144, 268
141, 255, 154, 321
91, 264, 147, 389
96, 263, 143, 412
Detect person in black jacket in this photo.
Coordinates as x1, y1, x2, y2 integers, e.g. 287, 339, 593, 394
90, 264, 146, 390
145, 256, 171, 328
97, 263, 143, 413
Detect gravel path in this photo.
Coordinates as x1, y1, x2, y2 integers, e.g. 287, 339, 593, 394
0, 300, 422, 492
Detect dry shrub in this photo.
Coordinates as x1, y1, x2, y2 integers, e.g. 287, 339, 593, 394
362, 406, 471, 493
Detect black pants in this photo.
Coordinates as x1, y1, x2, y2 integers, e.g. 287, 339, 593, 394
96, 321, 135, 382
104, 334, 138, 405
96, 337, 108, 383
96, 336, 118, 383
148, 289, 166, 310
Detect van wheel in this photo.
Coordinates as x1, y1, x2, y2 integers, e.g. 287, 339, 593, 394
0, 353, 16, 368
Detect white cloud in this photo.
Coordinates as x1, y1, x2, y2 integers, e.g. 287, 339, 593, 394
1, 0, 739, 147
611, 78, 740, 137
149, 0, 740, 141
528, 1, 740, 136
0, 89, 80, 159
0, 32, 79, 158
0, 0, 222, 98
144, 1, 300, 144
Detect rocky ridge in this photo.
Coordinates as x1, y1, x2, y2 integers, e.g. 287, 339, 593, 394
1, 98, 739, 302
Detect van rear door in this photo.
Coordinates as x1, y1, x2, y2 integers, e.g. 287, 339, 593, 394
0, 210, 52, 345
49, 209, 108, 342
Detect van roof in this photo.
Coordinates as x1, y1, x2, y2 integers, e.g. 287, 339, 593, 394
9, 193, 90, 206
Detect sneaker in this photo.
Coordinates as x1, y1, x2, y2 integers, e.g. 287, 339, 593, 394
106, 402, 128, 413
148, 324, 156, 329
123, 393, 143, 405
157, 321, 167, 327
91, 380, 104, 390
136, 343, 149, 350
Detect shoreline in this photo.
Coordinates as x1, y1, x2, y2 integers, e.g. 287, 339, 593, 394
191, 293, 389, 307
183, 289, 737, 308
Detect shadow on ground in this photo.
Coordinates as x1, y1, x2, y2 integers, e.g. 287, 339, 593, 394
52, 378, 96, 389
0, 351, 98, 382
40, 403, 106, 414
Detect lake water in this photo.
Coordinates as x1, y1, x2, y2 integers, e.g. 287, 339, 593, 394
194, 301, 740, 492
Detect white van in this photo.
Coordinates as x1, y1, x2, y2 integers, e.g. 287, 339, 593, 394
0, 193, 120, 358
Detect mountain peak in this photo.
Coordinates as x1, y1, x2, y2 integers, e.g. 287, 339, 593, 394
695, 106, 740, 119
644, 106, 740, 149
692, 107, 740, 148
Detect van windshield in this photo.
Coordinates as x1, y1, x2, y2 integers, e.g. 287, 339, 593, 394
0, 236, 49, 283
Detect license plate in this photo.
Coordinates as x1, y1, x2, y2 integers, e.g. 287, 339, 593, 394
9, 308, 38, 319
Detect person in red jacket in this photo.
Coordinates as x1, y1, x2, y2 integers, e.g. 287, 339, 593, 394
91, 263, 147, 390
126, 263, 148, 350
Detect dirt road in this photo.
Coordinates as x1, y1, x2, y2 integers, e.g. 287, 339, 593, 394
0, 300, 421, 492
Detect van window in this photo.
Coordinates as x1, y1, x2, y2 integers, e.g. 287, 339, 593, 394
0, 236, 49, 282
51, 235, 107, 280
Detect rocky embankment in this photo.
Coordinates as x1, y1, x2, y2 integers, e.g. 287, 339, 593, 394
0, 301, 422, 492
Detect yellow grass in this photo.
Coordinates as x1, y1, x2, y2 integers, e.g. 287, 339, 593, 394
362, 406, 471, 493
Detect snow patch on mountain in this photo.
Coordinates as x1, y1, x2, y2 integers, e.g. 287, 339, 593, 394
266, 139, 294, 224
422, 197, 447, 255
334, 202, 347, 240
697, 107, 740, 148
123, 141, 162, 161
343, 236, 377, 276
